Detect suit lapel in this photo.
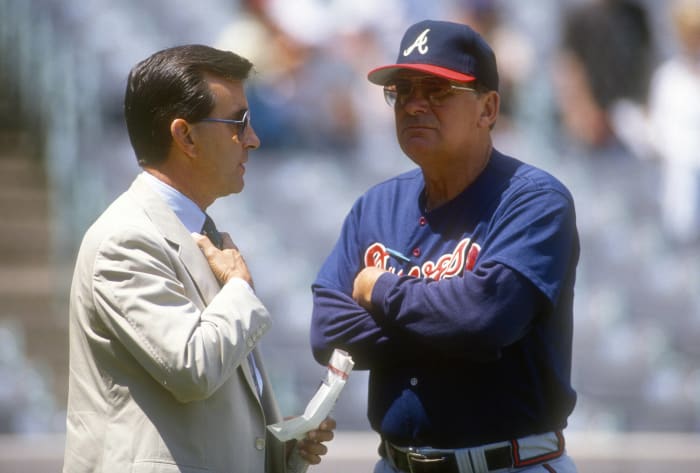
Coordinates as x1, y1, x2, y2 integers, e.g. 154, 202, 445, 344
128, 174, 221, 304
128, 174, 264, 403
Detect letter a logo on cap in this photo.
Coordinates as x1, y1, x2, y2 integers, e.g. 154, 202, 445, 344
403, 28, 430, 56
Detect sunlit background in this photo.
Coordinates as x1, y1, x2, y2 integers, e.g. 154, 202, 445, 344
1, 0, 700, 471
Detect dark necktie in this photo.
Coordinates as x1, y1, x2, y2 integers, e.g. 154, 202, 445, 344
201, 214, 262, 395
202, 214, 223, 249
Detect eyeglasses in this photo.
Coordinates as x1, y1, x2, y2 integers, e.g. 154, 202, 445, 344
199, 110, 249, 137
383, 77, 479, 107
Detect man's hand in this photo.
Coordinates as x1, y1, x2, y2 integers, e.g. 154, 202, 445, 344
352, 266, 387, 311
193, 232, 254, 289
294, 417, 336, 465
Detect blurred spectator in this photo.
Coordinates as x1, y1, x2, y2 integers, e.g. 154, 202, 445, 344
648, 0, 700, 244
554, 0, 654, 154
215, 0, 316, 150
216, 0, 363, 154
451, 0, 536, 128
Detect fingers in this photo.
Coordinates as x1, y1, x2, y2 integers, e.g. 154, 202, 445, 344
193, 233, 223, 263
305, 429, 334, 443
220, 232, 238, 250
307, 417, 336, 442
319, 416, 337, 431
296, 438, 328, 465
353, 267, 387, 309
191, 232, 252, 286
193, 232, 212, 250
194, 232, 238, 251
295, 417, 336, 464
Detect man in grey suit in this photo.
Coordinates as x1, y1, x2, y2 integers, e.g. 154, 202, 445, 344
63, 44, 335, 472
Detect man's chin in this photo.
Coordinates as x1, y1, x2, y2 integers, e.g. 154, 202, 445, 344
228, 177, 245, 195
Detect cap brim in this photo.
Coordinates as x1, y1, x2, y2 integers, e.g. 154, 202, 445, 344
367, 63, 477, 85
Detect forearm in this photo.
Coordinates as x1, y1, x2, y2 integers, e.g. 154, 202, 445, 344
311, 285, 417, 369
370, 262, 546, 356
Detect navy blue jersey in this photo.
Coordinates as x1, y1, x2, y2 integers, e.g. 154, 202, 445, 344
311, 149, 579, 448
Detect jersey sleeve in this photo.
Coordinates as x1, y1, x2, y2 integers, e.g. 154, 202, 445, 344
367, 186, 578, 354
312, 175, 578, 363
311, 202, 426, 368
311, 285, 395, 369
369, 262, 547, 354
481, 186, 579, 305
311, 203, 384, 368
311, 202, 507, 366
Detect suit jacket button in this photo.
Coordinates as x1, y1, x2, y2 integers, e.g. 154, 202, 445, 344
255, 437, 265, 450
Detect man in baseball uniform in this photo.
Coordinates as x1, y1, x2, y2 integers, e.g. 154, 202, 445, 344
311, 20, 579, 473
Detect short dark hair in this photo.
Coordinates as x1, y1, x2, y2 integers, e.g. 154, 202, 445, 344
124, 44, 253, 166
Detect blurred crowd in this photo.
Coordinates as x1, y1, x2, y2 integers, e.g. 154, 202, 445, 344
211, 0, 700, 432
214, 0, 700, 243
1, 0, 700, 433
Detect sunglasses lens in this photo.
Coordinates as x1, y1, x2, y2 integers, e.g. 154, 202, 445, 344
392, 79, 413, 97
239, 111, 249, 136
423, 78, 451, 97
383, 86, 398, 107
384, 77, 454, 106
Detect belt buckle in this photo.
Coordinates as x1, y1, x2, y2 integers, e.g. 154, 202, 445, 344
406, 449, 449, 473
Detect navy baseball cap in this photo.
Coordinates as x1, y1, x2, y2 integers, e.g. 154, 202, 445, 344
368, 20, 499, 91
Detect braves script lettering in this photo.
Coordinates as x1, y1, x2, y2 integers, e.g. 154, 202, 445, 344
364, 238, 480, 279
403, 28, 430, 56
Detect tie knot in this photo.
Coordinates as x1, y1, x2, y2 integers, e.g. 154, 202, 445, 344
202, 215, 223, 249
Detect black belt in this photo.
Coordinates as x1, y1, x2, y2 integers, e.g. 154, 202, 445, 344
385, 441, 513, 473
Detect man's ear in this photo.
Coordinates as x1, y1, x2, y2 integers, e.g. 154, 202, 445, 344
479, 91, 500, 129
170, 118, 197, 158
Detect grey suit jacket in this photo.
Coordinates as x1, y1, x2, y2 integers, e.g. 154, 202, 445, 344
63, 174, 287, 473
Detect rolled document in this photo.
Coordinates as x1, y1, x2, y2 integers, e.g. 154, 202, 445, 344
267, 349, 355, 472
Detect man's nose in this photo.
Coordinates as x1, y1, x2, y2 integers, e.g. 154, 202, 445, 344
243, 125, 261, 150
400, 89, 430, 114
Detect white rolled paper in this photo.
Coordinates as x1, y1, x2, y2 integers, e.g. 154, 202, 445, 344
267, 349, 354, 442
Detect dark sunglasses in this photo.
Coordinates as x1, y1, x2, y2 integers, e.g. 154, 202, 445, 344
383, 77, 479, 107
199, 109, 250, 137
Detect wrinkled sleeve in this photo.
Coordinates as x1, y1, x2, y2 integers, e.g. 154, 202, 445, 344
313, 186, 578, 365
92, 227, 271, 403
368, 188, 577, 354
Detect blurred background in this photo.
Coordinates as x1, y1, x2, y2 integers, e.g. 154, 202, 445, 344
1, 0, 700, 470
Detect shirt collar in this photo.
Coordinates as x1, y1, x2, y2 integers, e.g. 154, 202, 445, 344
140, 171, 206, 233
